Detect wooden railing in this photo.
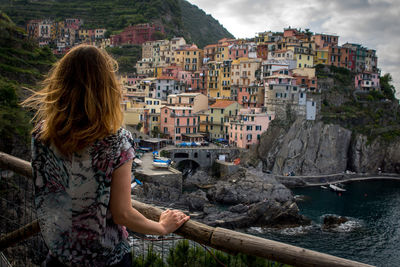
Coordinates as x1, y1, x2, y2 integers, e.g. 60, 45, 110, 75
0, 152, 374, 267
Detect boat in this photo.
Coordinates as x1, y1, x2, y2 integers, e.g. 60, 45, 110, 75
320, 185, 328, 189
152, 157, 172, 168
329, 184, 346, 192
152, 161, 170, 168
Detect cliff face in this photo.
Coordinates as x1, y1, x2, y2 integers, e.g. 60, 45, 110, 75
349, 134, 400, 173
257, 118, 400, 175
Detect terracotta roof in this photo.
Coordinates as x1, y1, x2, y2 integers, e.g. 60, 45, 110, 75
157, 76, 176, 80
210, 100, 237, 109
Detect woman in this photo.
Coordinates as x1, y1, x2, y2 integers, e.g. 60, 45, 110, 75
23, 45, 189, 266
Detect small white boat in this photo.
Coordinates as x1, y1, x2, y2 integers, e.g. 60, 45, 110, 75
321, 185, 328, 189
152, 157, 172, 168
329, 184, 346, 192
152, 161, 169, 168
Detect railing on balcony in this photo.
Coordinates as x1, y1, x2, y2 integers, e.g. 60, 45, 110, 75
0, 152, 374, 267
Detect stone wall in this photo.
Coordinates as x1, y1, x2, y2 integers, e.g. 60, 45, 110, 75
134, 168, 183, 202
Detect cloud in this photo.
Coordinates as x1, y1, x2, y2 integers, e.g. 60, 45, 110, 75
187, 0, 400, 96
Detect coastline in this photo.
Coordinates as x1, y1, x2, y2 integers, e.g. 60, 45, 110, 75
276, 173, 400, 188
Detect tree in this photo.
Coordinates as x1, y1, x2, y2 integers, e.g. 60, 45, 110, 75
380, 73, 396, 100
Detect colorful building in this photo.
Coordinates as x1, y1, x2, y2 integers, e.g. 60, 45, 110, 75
228, 108, 275, 148
208, 100, 242, 140
173, 44, 204, 72
160, 106, 200, 143
167, 93, 208, 113
207, 60, 232, 99
111, 23, 164, 45
354, 72, 380, 91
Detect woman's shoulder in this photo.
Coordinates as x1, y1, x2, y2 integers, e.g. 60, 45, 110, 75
93, 127, 133, 153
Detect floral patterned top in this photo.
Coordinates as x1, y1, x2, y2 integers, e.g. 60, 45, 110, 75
31, 127, 135, 266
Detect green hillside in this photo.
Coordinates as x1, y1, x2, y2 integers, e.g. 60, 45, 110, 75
0, 12, 55, 155
0, 0, 234, 47
179, 0, 234, 47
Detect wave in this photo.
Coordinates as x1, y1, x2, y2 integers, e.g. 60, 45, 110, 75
320, 214, 364, 233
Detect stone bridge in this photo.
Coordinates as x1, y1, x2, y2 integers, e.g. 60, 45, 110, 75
162, 147, 240, 170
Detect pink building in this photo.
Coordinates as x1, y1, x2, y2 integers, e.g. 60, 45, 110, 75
354, 72, 380, 91
189, 68, 207, 95
228, 108, 275, 149
177, 70, 192, 86
160, 106, 200, 143
229, 44, 249, 60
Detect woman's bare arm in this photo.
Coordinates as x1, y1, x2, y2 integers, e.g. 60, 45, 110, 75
110, 160, 189, 235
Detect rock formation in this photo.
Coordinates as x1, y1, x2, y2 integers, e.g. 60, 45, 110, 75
257, 118, 400, 175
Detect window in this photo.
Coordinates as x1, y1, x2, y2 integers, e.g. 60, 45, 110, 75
176, 128, 181, 133
256, 125, 262, 131
164, 109, 168, 113
247, 134, 252, 140
164, 127, 168, 133
177, 118, 180, 126
164, 118, 167, 123
221, 109, 224, 114
246, 125, 253, 131
211, 109, 214, 114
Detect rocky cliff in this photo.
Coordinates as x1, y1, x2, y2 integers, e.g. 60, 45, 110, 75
256, 118, 400, 175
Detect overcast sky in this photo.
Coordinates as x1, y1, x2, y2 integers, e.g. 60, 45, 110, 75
188, 0, 400, 97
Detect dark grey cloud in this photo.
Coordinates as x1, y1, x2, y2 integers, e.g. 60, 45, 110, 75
188, 0, 400, 95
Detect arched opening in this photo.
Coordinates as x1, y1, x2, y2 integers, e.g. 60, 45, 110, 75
176, 159, 200, 178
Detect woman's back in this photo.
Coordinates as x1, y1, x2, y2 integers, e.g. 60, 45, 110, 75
32, 127, 134, 266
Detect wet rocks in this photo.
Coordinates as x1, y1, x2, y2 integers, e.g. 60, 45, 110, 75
322, 215, 349, 230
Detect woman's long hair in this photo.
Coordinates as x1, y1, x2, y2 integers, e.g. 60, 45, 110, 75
22, 45, 123, 155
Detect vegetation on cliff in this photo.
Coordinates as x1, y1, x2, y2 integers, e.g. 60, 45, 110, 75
317, 65, 400, 143
0, 0, 234, 48
0, 12, 55, 155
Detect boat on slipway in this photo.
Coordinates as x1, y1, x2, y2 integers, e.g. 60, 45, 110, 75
152, 157, 172, 168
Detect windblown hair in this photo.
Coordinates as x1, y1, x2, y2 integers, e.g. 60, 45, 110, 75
23, 45, 123, 155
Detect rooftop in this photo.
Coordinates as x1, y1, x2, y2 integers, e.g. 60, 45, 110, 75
210, 100, 237, 109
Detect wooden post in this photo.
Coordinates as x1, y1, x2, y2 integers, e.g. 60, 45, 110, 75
0, 152, 32, 178
210, 227, 372, 267
0, 152, 375, 267
0, 220, 40, 251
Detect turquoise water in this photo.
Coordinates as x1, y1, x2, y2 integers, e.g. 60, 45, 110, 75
247, 180, 400, 267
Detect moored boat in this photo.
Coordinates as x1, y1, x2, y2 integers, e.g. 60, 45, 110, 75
329, 184, 346, 192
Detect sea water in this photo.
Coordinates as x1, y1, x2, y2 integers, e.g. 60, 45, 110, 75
246, 180, 400, 267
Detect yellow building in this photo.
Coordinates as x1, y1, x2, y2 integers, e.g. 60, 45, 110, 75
215, 43, 229, 61
208, 100, 242, 140
123, 107, 144, 127
231, 58, 262, 87
286, 44, 314, 68
144, 97, 164, 135
314, 48, 329, 65
197, 110, 210, 134
207, 61, 232, 99
173, 44, 204, 71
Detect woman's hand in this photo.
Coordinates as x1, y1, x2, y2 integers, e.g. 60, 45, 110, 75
159, 209, 190, 235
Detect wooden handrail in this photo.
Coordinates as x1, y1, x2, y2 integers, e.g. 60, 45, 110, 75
0, 152, 374, 267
